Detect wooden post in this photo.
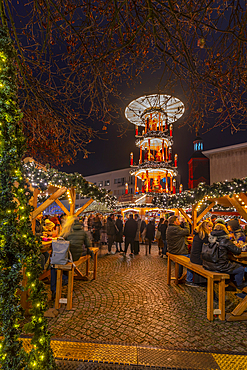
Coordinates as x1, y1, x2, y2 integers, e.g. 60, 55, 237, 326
207, 278, 214, 321
135, 176, 137, 193
148, 139, 151, 161
67, 267, 74, 310
165, 146, 168, 162
69, 187, 76, 215
55, 269, 63, 309
192, 205, 197, 233
218, 279, 226, 321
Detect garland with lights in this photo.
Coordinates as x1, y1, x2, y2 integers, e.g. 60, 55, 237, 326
23, 161, 117, 208
0, 29, 55, 369
152, 179, 247, 209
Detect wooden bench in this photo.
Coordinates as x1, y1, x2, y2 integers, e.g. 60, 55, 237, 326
167, 253, 230, 321
54, 247, 99, 310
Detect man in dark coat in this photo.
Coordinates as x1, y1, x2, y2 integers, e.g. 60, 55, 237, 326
107, 214, 117, 254
140, 218, 147, 244
65, 220, 91, 261
35, 212, 44, 237
202, 225, 245, 289
123, 214, 137, 256
145, 219, 155, 254
115, 215, 123, 253
166, 215, 195, 286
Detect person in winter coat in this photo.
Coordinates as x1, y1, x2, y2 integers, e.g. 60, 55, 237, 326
140, 217, 146, 244
227, 219, 246, 243
158, 218, 168, 257
145, 219, 155, 254
92, 215, 102, 246
107, 214, 117, 254
115, 215, 123, 253
50, 217, 92, 299
134, 214, 141, 255
166, 215, 194, 286
202, 223, 245, 289
190, 220, 213, 285
123, 214, 137, 255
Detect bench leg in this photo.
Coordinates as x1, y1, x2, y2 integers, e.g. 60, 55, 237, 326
167, 255, 171, 285
175, 262, 179, 285
67, 266, 74, 310
86, 257, 89, 277
55, 269, 62, 309
218, 279, 226, 321
207, 278, 214, 321
93, 251, 98, 280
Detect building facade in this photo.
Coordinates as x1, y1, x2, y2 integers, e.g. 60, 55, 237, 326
203, 142, 247, 184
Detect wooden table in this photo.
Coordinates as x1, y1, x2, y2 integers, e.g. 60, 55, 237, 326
227, 250, 247, 321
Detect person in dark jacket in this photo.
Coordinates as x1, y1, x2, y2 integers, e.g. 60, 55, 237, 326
115, 215, 123, 253
140, 217, 146, 244
134, 214, 141, 255
190, 220, 213, 285
107, 214, 117, 254
145, 219, 155, 254
65, 219, 91, 260
123, 214, 137, 256
35, 212, 44, 237
166, 215, 194, 286
159, 219, 168, 257
50, 218, 92, 299
92, 215, 102, 246
227, 219, 246, 243
202, 223, 245, 289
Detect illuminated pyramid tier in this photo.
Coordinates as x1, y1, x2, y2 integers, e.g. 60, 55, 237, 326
125, 94, 185, 194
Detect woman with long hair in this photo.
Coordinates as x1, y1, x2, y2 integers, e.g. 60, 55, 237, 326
190, 220, 213, 285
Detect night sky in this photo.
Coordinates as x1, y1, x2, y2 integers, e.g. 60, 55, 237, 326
61, 68, 247, 189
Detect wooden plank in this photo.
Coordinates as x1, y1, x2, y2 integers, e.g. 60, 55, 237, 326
54, 199, 70, 216
192, 205, 197, 232
227, 195, 247, 223
218, 279, 226, 321
67, 267, 74, 310
69, 187, 76, 216
197, 202, 216, 224
207, 278, 214, 321
75, 198, 94, 216
226, 312, 247, 322
231, 295, 247, 316
55, 269, 63, 309
32, 187, 67, 220
178, 208, 192, 224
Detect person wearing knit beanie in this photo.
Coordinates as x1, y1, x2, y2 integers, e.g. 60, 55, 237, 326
215, 218, 226, 225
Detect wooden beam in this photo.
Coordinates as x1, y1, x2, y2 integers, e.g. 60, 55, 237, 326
75, 198, 94, 216
30, 188, 40, 234
197, 202, 216, 224
192, 205, 197, 232
31, 187, 67, 220
227, 195, 247, 222
178, 208, 192, 224
240, 193, 247, 209
69, 187, 76, 215
54, 199, 70, 216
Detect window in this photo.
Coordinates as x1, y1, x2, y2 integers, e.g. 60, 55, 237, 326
98, 181, 103, 187
114, 178, 118, 184
105, 180, 110, 186
76, 194, 80, 200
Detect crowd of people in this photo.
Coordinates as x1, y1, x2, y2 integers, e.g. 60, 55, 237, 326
166, 214, 247, 297
36, 211, 247, 299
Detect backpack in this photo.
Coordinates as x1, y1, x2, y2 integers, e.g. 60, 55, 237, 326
50, 237, 71, 265
201, 235, 219, 263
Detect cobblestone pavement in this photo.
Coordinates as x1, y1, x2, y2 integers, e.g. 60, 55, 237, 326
47, 244, 247, 354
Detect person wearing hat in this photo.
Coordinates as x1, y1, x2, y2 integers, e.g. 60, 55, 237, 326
43, 219, 56, 237
227, 219, 246, 243
214, 218, 226, 226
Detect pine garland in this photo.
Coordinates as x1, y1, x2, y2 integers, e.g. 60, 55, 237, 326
23, 162, 117, 208
0, 29, 55, 369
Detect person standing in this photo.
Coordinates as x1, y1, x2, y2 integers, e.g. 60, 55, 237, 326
106, 214, 117, 254
35, 212, 44, 237
123, 214, 137, 256
160, 219, 168, 257
115, 215, 123, 252
134, 214, 141, 255
166, 215, 195, 287
140, 217, 147, 244
145, 219, 155, 254
92, 214, 102, 246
